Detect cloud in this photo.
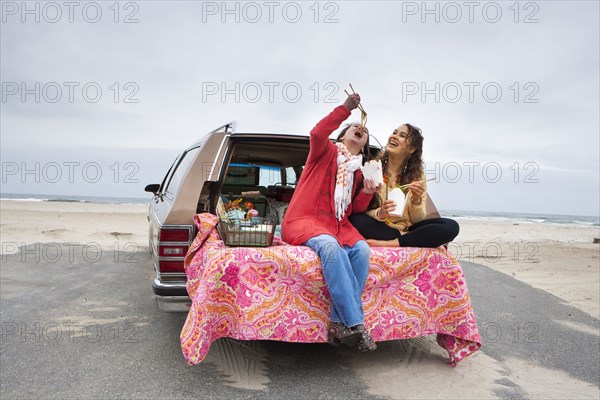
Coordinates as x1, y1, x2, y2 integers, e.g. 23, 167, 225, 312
1, 1, 598, 215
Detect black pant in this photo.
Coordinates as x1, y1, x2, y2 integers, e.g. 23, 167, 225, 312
349, 214, 460, 248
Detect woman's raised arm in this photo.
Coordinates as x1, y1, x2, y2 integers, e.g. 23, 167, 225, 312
306, 94, 361, 164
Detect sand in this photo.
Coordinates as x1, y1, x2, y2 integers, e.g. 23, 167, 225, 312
0, 200, 148, 250
1, 199, 599, 398
452, 218, 600, 319
2, 200, 597, 318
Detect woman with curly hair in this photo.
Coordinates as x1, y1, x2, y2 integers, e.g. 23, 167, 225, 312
349, 124, 459, 248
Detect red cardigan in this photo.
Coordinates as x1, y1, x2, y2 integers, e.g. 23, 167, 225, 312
281, 105, 373, 247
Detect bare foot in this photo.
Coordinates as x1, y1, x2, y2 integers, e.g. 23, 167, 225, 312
366, 239, 399, 247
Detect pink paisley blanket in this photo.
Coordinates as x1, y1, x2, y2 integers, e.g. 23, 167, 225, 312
181, 213, 481, 366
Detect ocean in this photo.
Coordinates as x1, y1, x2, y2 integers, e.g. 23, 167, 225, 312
440, 210, 599, 227
1, 193, 598, 227
0, 193, 149, 206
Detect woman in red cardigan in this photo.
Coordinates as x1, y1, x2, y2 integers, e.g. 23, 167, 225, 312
282, 94, 380, 351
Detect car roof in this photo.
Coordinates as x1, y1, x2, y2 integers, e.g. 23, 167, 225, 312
185, 129, 382, 154
233, 131, 308, 137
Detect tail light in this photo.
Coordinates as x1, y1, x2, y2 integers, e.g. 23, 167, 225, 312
158, 260, 186, 273
157, 226, 193, 275
158, 245, 189, 257
159, 229, 190, 242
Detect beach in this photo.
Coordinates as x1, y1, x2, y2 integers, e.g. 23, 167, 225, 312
1, 199, 599, 399
453, 219, 600, 320
2, 200, 597, 319
0, 200, 148, 249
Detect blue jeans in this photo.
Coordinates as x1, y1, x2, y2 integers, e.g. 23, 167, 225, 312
304, 234, 371, 327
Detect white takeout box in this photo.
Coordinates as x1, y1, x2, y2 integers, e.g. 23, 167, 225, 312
361, 160, 384, 186
387, 188, 407, 216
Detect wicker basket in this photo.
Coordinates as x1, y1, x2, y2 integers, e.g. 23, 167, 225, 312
217, 218, 276, 247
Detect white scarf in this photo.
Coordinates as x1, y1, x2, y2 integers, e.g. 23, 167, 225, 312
334, 142, 363, 221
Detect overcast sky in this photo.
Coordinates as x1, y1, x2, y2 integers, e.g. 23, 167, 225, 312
1, 0, 598, 216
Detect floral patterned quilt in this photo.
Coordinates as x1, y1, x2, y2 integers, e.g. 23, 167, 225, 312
181, 213, 481, 366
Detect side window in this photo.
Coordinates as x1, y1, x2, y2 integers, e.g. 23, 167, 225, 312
258, 166, 282, 187
165, 147, 200, 196
225, 164, 259, 185
284, 167, 298, 186
159, 154, 181, 193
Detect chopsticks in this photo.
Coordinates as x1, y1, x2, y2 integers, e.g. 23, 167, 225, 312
343, 83, 367, 130
397, 177, 436, 189
344, 84, 367, 115
386, 177, 436, 200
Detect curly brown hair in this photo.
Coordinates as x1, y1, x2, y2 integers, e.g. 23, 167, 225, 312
368, 123, 424, 209
384, 123, 424, 185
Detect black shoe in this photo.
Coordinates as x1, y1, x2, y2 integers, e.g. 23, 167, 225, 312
327, 322, 362, 347
352, 324, 377, 352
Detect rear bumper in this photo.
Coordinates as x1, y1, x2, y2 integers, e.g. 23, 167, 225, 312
152, 278, 191, 312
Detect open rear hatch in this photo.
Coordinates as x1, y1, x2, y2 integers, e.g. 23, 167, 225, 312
213, 135, 310, 227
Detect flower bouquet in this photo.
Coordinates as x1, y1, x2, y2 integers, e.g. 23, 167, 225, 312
223, 198, 261, 223
217, 198, 275, 247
